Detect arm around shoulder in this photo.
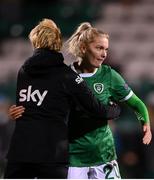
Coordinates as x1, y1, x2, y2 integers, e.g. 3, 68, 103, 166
63, 69, 121, 120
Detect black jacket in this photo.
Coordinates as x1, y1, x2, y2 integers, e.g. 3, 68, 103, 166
7, 48, 120, 164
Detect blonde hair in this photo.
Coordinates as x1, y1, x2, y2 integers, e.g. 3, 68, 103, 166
29, 18, 62, 51
67, 22, 109, 58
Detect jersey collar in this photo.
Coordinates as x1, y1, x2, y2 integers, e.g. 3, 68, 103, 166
70, 63, 98, 77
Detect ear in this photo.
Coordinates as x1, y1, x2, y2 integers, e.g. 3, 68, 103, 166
80, 45, 86, 54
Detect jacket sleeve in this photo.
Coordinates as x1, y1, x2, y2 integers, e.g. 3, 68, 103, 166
63, 69, 120, 120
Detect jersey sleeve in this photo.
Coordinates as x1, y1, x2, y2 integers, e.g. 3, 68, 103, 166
126, 93, 150, 124
63, 68, 120, 120
110, 69, 133, 102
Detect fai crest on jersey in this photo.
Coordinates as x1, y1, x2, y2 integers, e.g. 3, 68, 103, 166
93, 83, 104, 94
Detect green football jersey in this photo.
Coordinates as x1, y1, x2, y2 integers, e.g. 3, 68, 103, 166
69, 65, 133, 167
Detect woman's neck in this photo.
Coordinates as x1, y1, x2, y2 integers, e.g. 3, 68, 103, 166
74, 61, 96, 74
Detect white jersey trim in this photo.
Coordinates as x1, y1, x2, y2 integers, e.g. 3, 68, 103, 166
70, 63, 98, 77
119, 90, 134, 102
80, 68, 98, 77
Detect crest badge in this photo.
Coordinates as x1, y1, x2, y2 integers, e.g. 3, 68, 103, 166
93, 83, 104, 94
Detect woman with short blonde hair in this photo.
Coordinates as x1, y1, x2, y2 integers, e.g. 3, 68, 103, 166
29, 18, 62, 51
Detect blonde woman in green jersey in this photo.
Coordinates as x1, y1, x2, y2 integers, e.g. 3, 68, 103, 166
8, 22, 152, 179
65, 22, 152, 179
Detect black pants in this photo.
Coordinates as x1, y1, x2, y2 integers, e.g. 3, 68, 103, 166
4, 162, 68, 179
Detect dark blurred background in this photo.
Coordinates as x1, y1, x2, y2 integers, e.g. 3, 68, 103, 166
0, 0, 154, 178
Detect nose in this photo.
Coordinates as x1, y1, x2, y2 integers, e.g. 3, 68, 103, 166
101, 50, 107, 58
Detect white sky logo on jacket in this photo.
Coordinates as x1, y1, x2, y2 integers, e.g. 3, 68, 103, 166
19, 85, 48, 106
75, 76, 83, 84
